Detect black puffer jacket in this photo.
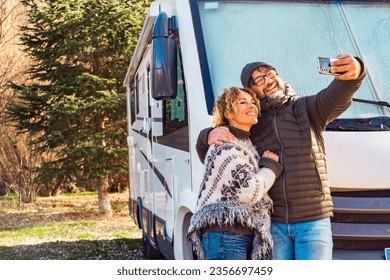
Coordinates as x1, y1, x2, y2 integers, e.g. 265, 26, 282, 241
196, 62, 366, 224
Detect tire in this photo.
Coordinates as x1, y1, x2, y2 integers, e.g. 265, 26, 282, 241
142, 232, 163, 259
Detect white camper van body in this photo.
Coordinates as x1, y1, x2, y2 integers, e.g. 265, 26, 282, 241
124, 0, 390, 260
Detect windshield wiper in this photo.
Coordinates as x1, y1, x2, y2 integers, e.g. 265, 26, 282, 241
353, 98, 390, 108
326, 116, 390, 131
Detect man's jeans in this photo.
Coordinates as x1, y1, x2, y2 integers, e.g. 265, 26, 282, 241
271, 217, 333, 260
201, 232, 253, 260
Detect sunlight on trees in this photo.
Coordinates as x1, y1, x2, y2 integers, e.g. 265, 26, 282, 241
2, 0, 150, 215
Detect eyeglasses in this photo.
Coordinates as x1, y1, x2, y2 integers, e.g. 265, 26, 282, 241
252, 70, 277, 87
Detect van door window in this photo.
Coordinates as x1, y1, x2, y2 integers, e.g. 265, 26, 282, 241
154, 51, 189, 152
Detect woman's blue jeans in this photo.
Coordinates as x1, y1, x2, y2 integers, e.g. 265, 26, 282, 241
271, 217, 333, 260
201, 231, 253, 260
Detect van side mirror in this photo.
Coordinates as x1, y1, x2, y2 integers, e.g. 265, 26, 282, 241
151, 12, 177, 100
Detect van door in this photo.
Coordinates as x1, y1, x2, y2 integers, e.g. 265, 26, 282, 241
132, 47, 155, 241
150, 48, 190, 258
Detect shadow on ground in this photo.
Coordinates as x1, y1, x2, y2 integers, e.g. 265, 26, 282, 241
0, 238, 144, 260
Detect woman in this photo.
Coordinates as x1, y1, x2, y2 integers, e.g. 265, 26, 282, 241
187, 87, 283, 260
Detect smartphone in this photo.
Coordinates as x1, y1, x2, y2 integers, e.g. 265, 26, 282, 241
317, 57, 338, 75
385, 247, 390, 260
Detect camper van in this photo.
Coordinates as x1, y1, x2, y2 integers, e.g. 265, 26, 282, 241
123, 0, 390, 260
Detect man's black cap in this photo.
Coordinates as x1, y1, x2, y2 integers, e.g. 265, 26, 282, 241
240, 61, 276, 87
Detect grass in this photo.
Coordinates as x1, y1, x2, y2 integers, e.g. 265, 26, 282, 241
0, 193, 18, 201
61, 191, 99, 197
0, 191, 143, 260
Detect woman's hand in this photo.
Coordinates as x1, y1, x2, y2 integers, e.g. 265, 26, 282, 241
262, 150, 279, 162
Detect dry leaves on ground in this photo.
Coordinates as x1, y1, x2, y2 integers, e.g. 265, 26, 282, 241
0, 192, 145, 260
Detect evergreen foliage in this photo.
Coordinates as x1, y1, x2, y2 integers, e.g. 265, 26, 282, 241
8, 0, 150, 188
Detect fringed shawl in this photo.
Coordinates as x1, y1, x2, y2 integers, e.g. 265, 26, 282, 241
187, 137, 275, 260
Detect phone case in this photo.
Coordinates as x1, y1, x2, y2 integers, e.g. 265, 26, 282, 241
317, 57, 339, 75
317, 57, 332, 74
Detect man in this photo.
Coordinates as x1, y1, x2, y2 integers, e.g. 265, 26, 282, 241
195, 54, 365, 260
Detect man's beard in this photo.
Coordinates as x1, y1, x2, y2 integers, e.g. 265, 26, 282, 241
263, 81, 289, 107
265, 81, 285, 100
267, 89, 284, 100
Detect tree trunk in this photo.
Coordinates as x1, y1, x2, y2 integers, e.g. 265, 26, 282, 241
97, 175, 112, 218
51, 177, 64, 196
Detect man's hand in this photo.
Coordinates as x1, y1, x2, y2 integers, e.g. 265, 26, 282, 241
331, 53, 362, 80
208, 126, 235, 146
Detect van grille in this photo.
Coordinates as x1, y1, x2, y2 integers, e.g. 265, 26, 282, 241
331, 190, 390, 260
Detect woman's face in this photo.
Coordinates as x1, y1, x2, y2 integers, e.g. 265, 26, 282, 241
225, 90, 259, 131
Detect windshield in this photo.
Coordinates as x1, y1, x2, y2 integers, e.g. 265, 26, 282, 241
190, 0, 390, 118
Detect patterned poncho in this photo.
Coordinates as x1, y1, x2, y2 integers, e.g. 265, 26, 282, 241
188, 127, 283, 260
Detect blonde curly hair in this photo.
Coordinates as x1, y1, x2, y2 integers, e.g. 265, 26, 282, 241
211, 87, 260, 127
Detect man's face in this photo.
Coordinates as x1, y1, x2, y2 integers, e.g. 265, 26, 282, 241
250, 67, 285, 99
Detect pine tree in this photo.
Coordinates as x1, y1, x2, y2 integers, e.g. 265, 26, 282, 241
8, 0, 150, 217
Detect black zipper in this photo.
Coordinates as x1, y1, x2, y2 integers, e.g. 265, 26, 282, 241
272, 109, 288, 223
